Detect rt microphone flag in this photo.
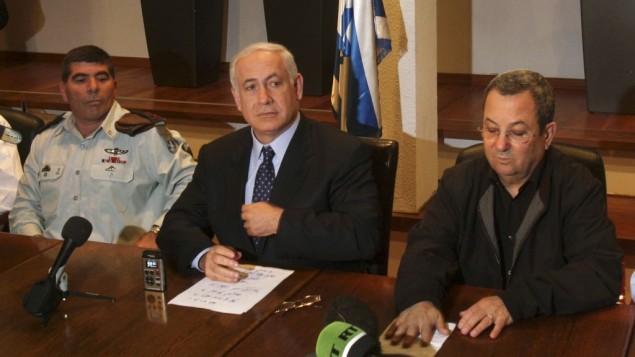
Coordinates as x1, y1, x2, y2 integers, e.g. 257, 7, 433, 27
316, 321, 379, 357
315, 295, 381, 357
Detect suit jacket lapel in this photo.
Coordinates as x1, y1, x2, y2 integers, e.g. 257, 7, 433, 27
225, 129, 255, 253
270, 115, 313, 207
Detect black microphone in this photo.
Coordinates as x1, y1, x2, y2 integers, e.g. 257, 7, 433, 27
0, 124, 22, 144
47, 216, 92, 281
313, 295, 381, 357
23, 216, 92, 320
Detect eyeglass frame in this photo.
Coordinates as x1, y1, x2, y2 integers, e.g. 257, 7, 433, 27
477, 124, 538, 144
274, 294, 321, 314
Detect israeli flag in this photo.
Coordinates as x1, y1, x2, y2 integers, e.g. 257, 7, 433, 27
331, 0, 392, 137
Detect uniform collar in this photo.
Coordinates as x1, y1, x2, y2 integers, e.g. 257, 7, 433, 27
57, 100, 126, 140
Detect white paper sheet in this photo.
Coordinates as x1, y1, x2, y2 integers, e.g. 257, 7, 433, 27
429, 322, 456, 350
380, 322, 456, 356
168, 265, 294, 314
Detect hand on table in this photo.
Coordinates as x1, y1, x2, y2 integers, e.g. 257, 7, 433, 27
384, 301, 451, 347
199, 245, 244, 283
457, 295, 513, 339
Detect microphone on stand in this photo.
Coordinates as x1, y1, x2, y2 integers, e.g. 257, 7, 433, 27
314, 295, 381, 357
47, 216, 92, 282
23, 216, 92, 324
0, 124, 22, 144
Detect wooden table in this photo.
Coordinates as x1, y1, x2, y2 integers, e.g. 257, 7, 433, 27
0, 236, 317, 356
225, 270, 396, 356
229, 271, 635, 356
1, 234, 634, 356
0, 233, 60, 273
439, 285, 635, 356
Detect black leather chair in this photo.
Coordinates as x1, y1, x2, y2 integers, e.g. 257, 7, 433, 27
0, 108, 45, 165
455, 142, 607, 195
358, 137, 399, 275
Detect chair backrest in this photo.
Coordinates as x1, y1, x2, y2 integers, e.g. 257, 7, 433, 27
0, 108, 45, 166
455, 142, 607, 194
358, 137, 399, 275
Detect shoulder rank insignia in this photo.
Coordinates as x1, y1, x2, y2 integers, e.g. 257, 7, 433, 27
36, 113, 66, 135
115, 110, 191, 155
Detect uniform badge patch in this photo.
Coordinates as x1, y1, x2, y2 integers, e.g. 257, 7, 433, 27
102, 147, 128, 164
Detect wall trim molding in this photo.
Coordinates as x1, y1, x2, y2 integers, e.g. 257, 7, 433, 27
438, 72, 586, 90
0, 51, 230, 72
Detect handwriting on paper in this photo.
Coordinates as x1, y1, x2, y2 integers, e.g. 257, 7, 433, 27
168, 266, 294, 314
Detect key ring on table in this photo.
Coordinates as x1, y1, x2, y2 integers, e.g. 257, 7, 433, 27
274, 294, 322, 314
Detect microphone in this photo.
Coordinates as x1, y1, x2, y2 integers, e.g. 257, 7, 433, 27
0, 124, 22, 144
47, 216, 93, 282
23, 216, 92, 320
314, 295, 381, 357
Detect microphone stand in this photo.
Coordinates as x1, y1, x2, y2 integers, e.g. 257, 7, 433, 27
62, 290, 116, 302
35, 271, 116, 327
59, 271, 117, 303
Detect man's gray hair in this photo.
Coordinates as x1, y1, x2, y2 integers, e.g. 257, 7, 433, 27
229, 42, 298, 90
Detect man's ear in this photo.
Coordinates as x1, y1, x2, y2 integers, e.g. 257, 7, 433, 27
544, 121, 557, 149
294, 73, 304, 101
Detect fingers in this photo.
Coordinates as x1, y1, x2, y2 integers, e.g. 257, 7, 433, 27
386, 320, 421, 348
203, 245, 243, 283
241, 203, 283, 237
457, 296, 512, 339
467, 314, 493, 338
418, 323, 436, 348
489, 316, 505, 339
384, 301, 445, 348
435, 314, 452, 336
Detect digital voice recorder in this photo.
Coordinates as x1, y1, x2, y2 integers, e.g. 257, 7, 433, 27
142, 250, 167, 291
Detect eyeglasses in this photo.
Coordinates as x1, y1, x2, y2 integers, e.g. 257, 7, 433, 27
477, 125, 536, 144
274, 294, 322, 314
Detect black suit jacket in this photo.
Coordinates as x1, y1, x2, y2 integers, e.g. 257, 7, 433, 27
158, 115, 380, 273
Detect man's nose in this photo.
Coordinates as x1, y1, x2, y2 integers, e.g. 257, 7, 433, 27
257, 86, 272, 104
494, 131, 511, 151
87, 77, 99, 92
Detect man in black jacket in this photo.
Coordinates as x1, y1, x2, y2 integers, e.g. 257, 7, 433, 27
157, 42, 380, 281
386, 69, 622, 346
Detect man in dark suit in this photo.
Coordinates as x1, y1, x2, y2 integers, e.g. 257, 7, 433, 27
385, 70, 622, 347
157, 42, 380, 282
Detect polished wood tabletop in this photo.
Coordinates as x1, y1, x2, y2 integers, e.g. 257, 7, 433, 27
0, 233, 60, 273
439, 285, 635, 356
0, 235, 318, 356
226, 270, 396, 356
1, 234, 634, 356
229, 271, 635, 356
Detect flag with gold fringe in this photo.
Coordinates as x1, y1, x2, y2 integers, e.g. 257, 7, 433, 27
331, 0, 391, 137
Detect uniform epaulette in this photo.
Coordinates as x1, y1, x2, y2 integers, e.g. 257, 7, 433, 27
36, 113, 66, 135
116, 110, 192, 155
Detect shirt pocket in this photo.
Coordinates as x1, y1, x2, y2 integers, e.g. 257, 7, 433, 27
91, 163, 134, 183
38, 165, 65, 181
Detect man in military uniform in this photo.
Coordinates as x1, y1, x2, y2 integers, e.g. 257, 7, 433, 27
10, 45, 196, 248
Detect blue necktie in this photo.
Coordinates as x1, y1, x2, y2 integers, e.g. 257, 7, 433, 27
251, 146, 275, 247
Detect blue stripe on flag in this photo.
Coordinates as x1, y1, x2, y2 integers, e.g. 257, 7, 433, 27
332, 0, 391, 137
